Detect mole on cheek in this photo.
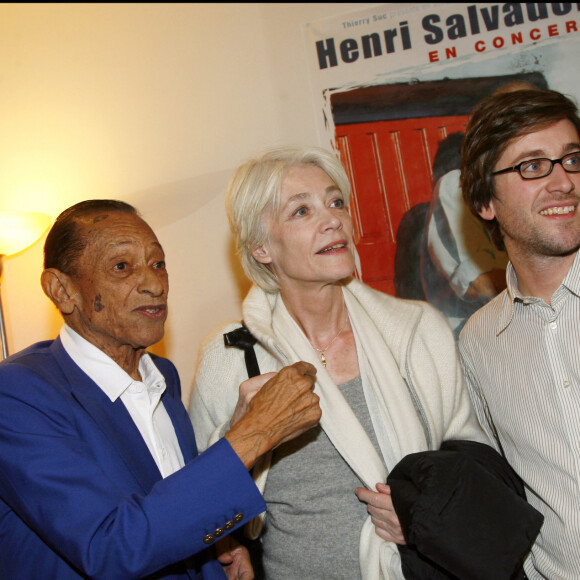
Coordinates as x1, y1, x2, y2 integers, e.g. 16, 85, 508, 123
94, 294, 104, 312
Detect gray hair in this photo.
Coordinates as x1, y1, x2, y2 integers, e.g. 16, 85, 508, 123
226, 146, 352, 292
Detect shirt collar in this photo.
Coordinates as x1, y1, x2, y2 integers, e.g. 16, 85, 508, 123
60, 325, 164, 402
496, 251, 580, 335
561, 250, 580, 298
488, 262, 521, 336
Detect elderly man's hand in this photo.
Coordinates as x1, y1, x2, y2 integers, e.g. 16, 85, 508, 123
225, 361, 321, 469
355, 483, 407, 545
230, 372, 277, 429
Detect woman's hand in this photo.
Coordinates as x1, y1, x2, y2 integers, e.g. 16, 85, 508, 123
230, 372, 277, 428
216, 535, 254, 580
355, 482, 407, 545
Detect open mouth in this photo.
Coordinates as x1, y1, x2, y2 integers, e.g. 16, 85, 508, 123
317, 243, 347, 254
136, 306, 166, 318
539, 205, 575, 216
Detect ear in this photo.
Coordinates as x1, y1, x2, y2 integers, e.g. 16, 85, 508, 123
478, 200, 496, 222
251, 244, 273, 265
41, 268, 78, 315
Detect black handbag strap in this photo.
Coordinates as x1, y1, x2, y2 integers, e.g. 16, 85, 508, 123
223, 324, 261, 378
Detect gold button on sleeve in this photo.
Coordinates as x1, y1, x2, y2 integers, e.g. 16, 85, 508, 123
214, 527, 225, 537
203, 534, 215, 545
234, 513, 244, 523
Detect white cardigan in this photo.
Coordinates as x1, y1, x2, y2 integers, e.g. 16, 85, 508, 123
190, 278, 487, 579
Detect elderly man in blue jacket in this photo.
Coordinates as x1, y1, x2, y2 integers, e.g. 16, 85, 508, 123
0, 199, 321, 580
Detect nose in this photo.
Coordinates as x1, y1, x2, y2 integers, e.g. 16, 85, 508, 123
546, 161, 575, 193
138, 265, 167, 297
320, 207, 343, 231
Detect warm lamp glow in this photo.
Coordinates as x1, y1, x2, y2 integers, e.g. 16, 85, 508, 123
0, 211, 53, 257
0, 211, 53, 360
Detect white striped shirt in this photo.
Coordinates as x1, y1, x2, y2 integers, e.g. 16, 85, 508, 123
459, 251, 580, 580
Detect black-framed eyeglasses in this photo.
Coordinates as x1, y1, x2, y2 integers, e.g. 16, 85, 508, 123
492, 151, 580, 180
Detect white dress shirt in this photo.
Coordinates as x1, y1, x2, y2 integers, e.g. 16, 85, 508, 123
60, 325, 184, 478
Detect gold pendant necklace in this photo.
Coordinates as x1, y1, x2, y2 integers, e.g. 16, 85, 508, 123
311, 312, 349, 367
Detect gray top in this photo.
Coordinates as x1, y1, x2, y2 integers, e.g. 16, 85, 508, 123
261, 375, 381, 579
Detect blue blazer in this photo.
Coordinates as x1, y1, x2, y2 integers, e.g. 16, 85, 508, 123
0, 339, 266, 580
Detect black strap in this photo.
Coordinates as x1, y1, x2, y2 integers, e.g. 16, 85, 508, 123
223, 324, 261, 378
222, 324, 265, 579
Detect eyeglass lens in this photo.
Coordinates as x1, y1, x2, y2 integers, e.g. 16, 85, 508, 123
519, 152, 580, 179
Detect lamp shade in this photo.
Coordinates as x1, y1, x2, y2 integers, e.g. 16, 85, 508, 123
0, 211, 53, 257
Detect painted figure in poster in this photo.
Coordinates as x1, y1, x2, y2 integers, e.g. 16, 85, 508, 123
398, 81, 544, 337
421, 131, 508, 336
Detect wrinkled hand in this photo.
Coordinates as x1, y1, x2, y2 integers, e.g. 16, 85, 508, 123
225, 361, 321, 469
355, 483, 406, 545
230, 372, 277, 428
216, 535, 254, 580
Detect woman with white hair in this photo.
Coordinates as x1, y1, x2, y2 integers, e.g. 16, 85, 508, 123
189, 146, 486, 579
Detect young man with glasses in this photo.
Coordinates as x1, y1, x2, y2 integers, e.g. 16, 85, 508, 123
458, 88, 580, 579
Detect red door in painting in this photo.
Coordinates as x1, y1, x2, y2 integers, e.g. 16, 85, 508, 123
336, 115, 469, 295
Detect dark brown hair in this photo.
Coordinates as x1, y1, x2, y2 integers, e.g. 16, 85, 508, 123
461, 89, 580, 250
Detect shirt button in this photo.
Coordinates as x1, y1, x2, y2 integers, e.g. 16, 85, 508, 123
563, 380, 571, 388
549, 321, 557, 330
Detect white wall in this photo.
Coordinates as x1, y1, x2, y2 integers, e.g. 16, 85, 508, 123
0, 3, 379, 405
